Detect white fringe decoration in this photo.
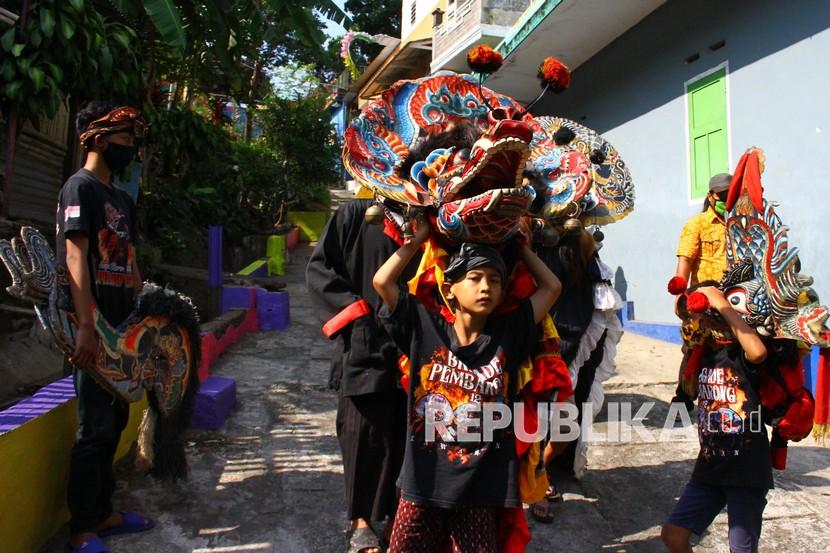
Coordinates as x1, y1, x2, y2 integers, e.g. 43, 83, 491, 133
135, 407, 156, 473
572, 260, 624, 478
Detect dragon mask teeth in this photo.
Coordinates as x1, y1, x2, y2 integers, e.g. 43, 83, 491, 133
443, 137, 531, 203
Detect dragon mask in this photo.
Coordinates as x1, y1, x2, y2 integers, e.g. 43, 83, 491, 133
720, 148, 830, 346
0, 227, 200, 479
343, 72, 634, 245
674, 148, 830, 348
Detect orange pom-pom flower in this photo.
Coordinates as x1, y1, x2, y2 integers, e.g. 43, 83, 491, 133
538, 56, 571, 92
467, 45, 503, 74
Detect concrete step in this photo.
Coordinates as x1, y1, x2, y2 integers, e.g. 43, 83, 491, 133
329, 188, 354, 214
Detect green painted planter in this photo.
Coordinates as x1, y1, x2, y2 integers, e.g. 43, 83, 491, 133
287, 211, 328, 242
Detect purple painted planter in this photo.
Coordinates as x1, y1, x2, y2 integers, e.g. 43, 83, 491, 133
208, 226, 223, 288
256, 289, 290, 331
221, 286, 256, 314
191, 376, 237, 430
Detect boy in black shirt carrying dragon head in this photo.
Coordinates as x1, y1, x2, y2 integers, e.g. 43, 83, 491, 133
374, 219, 562, 553
662, 147, 826, 553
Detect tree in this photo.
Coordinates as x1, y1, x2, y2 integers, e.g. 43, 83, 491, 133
259, 91, 338, 211
337, 0, 403, 76
112, 0, 351, 53
345, 0, 402, 36
1, 0, 141, 129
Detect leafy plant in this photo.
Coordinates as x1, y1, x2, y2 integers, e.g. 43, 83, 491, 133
259, 92, 337, 212
0, 0, 140, 128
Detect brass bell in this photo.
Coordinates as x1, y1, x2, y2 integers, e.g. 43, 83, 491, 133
563, 218, 583, 234
593, 227, 604, 242
364, 204, 385, 225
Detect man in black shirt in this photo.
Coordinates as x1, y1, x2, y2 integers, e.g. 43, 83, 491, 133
306, 200, 420, 553
58, 101, 154, 553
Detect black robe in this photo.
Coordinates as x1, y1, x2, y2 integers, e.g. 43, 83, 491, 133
535, 245, 602, 365
306, 199, 420, 397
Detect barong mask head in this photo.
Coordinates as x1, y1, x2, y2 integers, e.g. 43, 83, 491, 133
343, 71, 536, 245
524, 117, 635, 245
0, 227, 199, 479
720, 147, 830, 346
342, 48, 634, 246
672, 147, 830, 347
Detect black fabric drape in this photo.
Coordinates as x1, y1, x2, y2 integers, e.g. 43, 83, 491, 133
306, 199, 420, 397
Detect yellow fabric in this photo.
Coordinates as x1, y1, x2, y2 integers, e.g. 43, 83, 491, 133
676, 207, 728, 285
516, 315, 559, 392
540, 314, 559, 341
518, 441, 549, 504
407, 239, 449, 301
354, 185, 374, 199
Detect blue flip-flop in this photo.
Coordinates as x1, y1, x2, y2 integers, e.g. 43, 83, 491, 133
97, 512, 156, 538
64, 536, 110, 553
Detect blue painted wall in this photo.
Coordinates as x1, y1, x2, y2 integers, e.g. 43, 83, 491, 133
534, 0, 830, 324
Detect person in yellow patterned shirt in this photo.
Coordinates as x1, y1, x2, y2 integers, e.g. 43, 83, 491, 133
671, 173, 732, 412
675, 173, 732, 285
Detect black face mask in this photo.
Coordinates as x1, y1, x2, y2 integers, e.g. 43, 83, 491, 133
102, 142, 137, 173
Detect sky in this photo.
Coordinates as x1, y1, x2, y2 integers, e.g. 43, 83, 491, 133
323, 0, 348, 39
269, 0, 349, 95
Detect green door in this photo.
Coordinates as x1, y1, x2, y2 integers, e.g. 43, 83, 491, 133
687, 68, 729, 200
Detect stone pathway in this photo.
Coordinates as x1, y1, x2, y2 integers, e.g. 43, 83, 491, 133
42, 245, 830, 553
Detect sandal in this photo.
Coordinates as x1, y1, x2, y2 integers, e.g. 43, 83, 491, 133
529, 499, 556, 524
347, 526, 382, 553
64, 536, 110, 553
545, 483, 563, 503
97, 511, 155, 538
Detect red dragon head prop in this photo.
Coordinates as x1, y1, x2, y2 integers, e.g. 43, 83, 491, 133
343, 72, 536, 244
343, 72, 635, 246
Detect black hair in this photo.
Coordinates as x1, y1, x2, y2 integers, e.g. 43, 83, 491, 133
398, 121, 481, 178
76, 100, 118, 146
589, 148, 606, 164
556, 232, 589, 285
768, 339, 799, 364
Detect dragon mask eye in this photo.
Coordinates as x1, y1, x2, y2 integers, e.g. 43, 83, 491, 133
725, 287, 750, 315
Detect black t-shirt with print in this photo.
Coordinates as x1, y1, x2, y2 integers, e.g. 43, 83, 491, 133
379, 292, 538, 508
55, 169, 138, 327
692, 344, 774, 490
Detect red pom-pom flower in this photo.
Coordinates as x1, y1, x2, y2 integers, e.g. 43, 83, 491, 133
667, 276, 688, 295
538, 56, 571, 92
686, 291, 710, 314
467, 45, 503, 74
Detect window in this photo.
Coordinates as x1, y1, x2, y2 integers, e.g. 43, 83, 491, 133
411, 1, 417, 24
686, 67, 729, 201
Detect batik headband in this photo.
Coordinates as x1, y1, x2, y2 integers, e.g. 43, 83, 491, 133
79, 106, 147, 147
444, 242, 507, 283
